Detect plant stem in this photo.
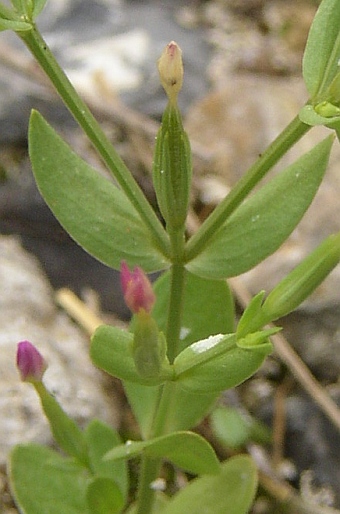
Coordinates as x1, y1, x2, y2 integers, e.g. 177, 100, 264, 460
185, 115, 311, 262
136, 457, 161, 514
165, 262, 186, 363
18, 25, 171, 258
136, 260, 186, 513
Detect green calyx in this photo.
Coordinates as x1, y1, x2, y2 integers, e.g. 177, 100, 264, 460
132, 310, 170, 379
153, 103, 192, 232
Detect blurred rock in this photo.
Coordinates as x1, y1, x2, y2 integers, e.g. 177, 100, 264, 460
0, 0, 211, 143
203, 0, 316, 80
0, 235, 121, 468
263, 391, 340, 508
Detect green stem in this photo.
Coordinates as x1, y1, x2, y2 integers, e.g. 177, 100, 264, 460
185, 115, 311, 262
18, 25, 171, 258
136, 261, 186, 513
166, 262, 186, 363
136, 457, 161, 514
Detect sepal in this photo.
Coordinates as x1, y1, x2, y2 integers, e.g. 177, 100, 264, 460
91, 324, 174, 386
153, 104, 192, 231
132, 310, 170, 379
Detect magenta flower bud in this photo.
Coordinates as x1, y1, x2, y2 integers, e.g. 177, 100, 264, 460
120, 261, 156, 314
16, 340, 47, 382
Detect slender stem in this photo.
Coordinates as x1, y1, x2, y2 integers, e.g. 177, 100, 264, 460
185, 115, 311, 262
166, 262, 186, 363
136, 457, 161, 514
18, 25, 171, 258
136, 261, 186, 513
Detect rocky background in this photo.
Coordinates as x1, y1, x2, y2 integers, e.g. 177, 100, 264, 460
1, 1, 340, 512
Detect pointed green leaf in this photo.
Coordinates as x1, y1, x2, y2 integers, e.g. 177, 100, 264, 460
0, 17, 31, 30
90, 324, 173, 385
236, 291, 266, 338
174, 333, 272, 393
85, 420, 128, 502
86, 477, 124, 514
186, 136, 333, 279
0, 3, 18, 20
32, 0, 47, 17
10, 0, 22, 12
161, 455, 258, 514
28, 110, 169, 272
9, 444, 89, 514
105, 431, 220, 476
303, 0, 340, 99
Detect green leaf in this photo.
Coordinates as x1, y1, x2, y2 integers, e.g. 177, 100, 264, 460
236, 291, 266, 338
105, 431, 220, 476
161, 455, 258, 514
86, 477, 124, 514
9, 444, 89, 514
84, 420, 128, 502
299, 104, 340, 128
10, 0, 23, 12
186, 136, 333, 280
302, 0, 340, 99
124, 271, 235, 436
211, 406, 271, 450
28, 110, 169, 273
90, 324, 173, 385
0, 17, 31, 30
0, 3, 18, 20
174, 333, 272, 393
32, 0, 47, 17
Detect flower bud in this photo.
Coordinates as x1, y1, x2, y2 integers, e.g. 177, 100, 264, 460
157, 41, 183, 105
153, 42, 192, 231
120, 261, 155, 314
262, 232, 340, 321
16, 340, 47, 382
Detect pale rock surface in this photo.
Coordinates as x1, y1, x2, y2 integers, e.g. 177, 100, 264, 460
0, 235, 119, 468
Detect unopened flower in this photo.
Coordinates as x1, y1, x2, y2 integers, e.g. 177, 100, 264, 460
16, 340, 47, 382
157, 41, 183, 105
120, 261, 155, 314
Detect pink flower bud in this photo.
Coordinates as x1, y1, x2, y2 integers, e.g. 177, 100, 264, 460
17, 341, 47, 382
157, 41, 183, 104
120, 261, 156, 314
